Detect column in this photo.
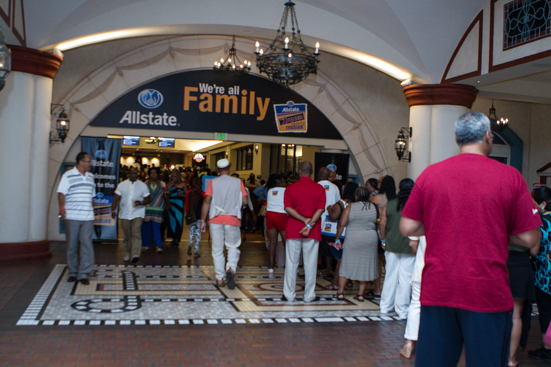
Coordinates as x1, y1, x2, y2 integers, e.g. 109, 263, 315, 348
0, 46, 62, 261
402, 84, 478, 180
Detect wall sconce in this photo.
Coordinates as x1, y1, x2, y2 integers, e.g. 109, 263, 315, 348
255, 144, 259, 155
50, 104, 70, 144
0, 28, 11, 92
488, 100, 508, 133
395, 127, 412, 162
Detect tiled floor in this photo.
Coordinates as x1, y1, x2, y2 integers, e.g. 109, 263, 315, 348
1, 232, 550, 366
17, 264, 386, 326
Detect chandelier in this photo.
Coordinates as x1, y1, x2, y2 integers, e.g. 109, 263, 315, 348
488, 100, 508, 133
254, 1, 320, 87
213, 36, 251, 73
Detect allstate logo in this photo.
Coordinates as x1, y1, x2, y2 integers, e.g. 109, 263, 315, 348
95, 150, 108, 160
327, 163, 337, 171
138, 89, 164, 109
96, 192, 104, 198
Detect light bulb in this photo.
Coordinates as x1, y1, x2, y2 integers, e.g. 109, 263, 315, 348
315, 42, 320, 53
255, 41, 259, 53
284, 37, 289, 49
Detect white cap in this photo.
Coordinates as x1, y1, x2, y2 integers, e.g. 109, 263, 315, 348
216, 159, 230, 169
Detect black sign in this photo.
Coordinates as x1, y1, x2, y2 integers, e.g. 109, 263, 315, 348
82, 137, 121, 242
90, 70, 342, 140
315, 152, 350, 187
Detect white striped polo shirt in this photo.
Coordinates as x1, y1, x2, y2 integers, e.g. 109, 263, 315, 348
57, 168, 96, 221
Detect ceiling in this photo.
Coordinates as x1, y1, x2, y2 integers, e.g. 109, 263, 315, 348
3, 0, 550, 103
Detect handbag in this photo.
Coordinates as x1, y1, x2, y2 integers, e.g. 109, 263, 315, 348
321, 201, 346, 243
259, 203, 267, 217
185, 210, 197, 225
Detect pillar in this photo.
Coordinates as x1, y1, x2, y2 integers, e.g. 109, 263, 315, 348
402, 84, 478, 180
0, 46, 62, 261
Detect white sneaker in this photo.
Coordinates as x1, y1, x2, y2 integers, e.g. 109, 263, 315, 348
268, 268, 274, 274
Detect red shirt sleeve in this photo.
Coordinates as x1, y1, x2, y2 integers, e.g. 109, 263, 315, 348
240, 181, 247, 196
510, 173, 542, 235
205, 180, 213, 196
284, 186, 293, 210
316, 187, 326, 210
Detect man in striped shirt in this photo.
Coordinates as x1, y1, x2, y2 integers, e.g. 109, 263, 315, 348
57, 152, 96, 285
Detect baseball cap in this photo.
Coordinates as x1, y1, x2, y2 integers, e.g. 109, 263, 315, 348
216, 159, 230, 169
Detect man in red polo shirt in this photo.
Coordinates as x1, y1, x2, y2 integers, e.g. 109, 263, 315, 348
400, 111, 541, 367
283, 161, 326, 302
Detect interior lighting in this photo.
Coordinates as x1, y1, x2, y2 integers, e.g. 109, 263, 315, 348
488, 100, 508, 133
394, 127, 412, 162
254, 1, 320, 87
0, 28, 11, 91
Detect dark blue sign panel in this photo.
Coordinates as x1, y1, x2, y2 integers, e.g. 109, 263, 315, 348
90, 70, 342, 140
82, 137, 122, 242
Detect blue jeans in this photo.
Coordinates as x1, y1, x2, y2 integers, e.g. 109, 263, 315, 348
415, 305, 512, 367
141, 221, 162, 248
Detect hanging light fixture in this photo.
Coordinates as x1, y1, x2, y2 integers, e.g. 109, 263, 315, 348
395, 127, 412, 162
488, 100, 508, 132
214, 35, 251, 73
0, 28, 11, 92
50, 104, 70, 144
254, 1, 320, 87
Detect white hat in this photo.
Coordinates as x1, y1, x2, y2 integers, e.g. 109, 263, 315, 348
216, 159, 230, 169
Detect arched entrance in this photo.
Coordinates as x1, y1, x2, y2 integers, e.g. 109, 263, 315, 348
47, 35, 396, 240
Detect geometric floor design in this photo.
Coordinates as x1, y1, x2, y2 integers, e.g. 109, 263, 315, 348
16, 264, 400, 326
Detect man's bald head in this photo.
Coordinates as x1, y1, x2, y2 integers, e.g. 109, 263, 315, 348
317, 167, 330, 181
298, 161, 313, 177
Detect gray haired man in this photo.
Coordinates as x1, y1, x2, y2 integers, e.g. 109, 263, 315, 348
57, 152, 96, 285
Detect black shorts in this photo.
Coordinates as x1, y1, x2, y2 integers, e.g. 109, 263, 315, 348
506, 251, 535, 301
319, 239, 333, 257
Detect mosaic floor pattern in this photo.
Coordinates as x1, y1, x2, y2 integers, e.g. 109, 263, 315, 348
17, 264, 398, 326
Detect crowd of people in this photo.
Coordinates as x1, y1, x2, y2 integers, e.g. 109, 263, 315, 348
58, 111, 551, 366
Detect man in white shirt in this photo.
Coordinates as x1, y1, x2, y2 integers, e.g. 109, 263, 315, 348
111, 167, 151, 263
57, 152, 96, 285
317, 167, 341, 278
200, 159, 248, 289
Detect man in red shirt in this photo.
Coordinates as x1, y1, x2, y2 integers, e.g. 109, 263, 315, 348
283, 161, 326, 302
400, 111, 541, 367
200, 159, 248, 289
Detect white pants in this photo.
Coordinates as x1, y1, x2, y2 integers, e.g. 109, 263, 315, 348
404, 281, 421, 340
209, 224, 241, 281
379, 251, 415, 318
284, 238, 319, 302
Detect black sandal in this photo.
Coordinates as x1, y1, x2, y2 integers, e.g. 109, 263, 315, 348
353, 294, 365, 302
335, 292, 344, 300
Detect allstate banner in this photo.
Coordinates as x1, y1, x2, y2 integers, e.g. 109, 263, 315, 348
81, 137, 121, 242
273, 101, 308, 133
89, 70, 342, 140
